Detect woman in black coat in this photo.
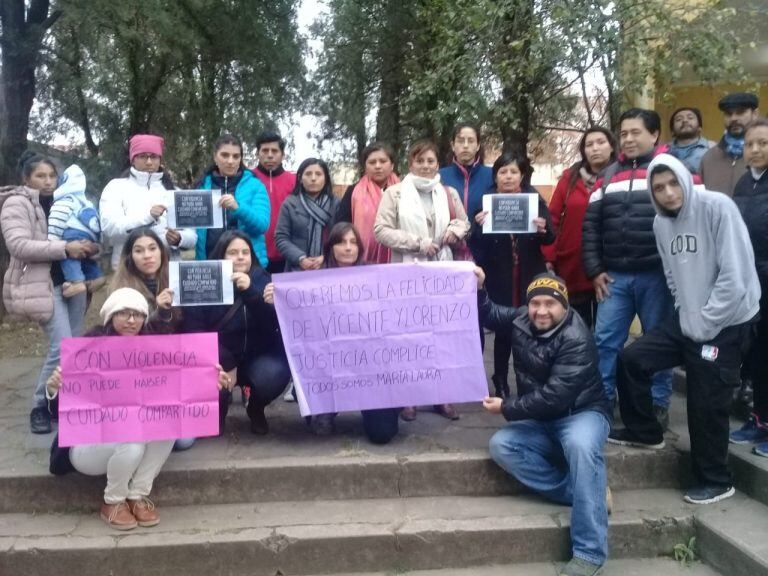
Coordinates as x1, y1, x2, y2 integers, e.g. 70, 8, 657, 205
183, 230, 290, 439
469, 151, 555, 398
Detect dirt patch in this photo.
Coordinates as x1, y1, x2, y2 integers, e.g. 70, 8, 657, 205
0, 283, 110, 358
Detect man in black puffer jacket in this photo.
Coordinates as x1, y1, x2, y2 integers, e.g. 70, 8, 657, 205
479, 270, 611, 576
581, 108, 681, 430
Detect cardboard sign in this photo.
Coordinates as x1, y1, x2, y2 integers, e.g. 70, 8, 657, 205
166, 189, 223, 229
169, 260, 234, 306
58, 333, 220, 447
482, 193, 539, 233
272, 262, 487, 416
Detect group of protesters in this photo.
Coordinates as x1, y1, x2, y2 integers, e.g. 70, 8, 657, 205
1, 89, 766, 576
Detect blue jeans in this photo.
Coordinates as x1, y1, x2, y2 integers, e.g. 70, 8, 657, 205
60, 229, 101, 283
594, 270, 674, 408
489, 411, 610, 565
35, 286, 87, 408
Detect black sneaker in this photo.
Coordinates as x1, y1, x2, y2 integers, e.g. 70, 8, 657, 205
30, 406, 52, 434
607, 428, 664, 450
684, 485, 735, 504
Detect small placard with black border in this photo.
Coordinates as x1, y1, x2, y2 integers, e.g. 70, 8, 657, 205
166, 189, 223, 229
169, 260, 234, 306
482, 193, 539, 234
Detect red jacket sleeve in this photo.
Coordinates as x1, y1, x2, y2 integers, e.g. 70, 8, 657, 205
541, 170, 569, 263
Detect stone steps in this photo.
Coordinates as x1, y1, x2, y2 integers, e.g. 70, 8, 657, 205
303, 558, 724, 576
0, 444, 686, 514
0, 489, 701, 576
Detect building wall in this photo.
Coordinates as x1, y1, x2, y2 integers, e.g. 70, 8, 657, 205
657, 83, 768, 142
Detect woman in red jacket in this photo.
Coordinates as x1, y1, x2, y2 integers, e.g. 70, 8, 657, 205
543, 128, 615, 328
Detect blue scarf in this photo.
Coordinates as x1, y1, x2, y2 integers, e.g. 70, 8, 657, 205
724, 132, 744, 158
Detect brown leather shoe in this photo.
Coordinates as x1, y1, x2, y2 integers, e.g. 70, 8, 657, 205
127, 496, 159, 527
100, 501, 137, 531
400, 407, 417, 421
434, 404, 460, 420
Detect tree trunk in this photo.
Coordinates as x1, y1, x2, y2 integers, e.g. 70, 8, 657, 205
0, 0, 60, 320
0, 0, 61, 184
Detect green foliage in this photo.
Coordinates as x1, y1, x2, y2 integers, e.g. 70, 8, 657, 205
33, 0, 306, 191
312, 0, 751, 161
673, 536, 697, 567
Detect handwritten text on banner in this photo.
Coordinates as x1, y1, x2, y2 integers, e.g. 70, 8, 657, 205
58, 333, 220, 446
272, 262, 487, 416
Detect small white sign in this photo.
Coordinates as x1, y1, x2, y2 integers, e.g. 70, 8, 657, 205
169, 260, 234, 306
166, 189, 223, 229
482, 193, 539, 234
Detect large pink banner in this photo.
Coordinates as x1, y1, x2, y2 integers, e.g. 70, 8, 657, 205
58, 333, 220, 447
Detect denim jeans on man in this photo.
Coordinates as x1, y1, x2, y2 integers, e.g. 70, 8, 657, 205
594, 269, 674, 407
489, 410, 610, 565
60, 228, 102, 283
35, 286, 87, 408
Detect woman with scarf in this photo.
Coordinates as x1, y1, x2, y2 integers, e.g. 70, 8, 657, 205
100, 134, 197, 270
275, 158, 340, 272
469, 151, 555, 399
374, 139, 470, 421
541, 127, 616, 328
195, 134, 271, 268
336, 142, 400, 264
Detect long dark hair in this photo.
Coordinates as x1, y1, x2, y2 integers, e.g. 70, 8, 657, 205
18, 150, 57, 183
209, 230, 260, 271
492, 151, 533, 189
109, 228, 170, 302
292, 158, 333, 197
566, 127, 617, 194
323, 222, 364, 268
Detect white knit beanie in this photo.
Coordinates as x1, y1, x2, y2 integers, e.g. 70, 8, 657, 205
99, 288, 149, 326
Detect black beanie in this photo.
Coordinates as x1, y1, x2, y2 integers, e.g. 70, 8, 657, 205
526, 273, 569, 309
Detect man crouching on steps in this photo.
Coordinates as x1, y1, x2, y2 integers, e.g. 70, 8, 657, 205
607, 154, 760, 505
478, 269, 612, 576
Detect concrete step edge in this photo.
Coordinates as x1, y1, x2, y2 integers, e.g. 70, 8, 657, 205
0, 447, 686, 514
695, 493, 768, 576
0, 489, 699, 576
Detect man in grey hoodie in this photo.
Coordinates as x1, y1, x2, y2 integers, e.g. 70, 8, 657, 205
607, 153, 761, 505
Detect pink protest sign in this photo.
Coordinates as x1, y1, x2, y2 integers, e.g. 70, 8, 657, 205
272, 261, 487, 416
58, 333, 220, 447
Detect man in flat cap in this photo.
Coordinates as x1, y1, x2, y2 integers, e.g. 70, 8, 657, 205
478, 271, 611, 576
700, 92, 760, 196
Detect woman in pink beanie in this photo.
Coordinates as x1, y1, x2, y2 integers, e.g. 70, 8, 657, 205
99, 133, 197, 270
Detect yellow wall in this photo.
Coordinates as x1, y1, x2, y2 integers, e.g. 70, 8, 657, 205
657, 83, 768, 142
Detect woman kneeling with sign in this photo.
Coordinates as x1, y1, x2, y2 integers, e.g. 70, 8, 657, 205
183, 230, 291, 436
265, 222, 401, 442
47, 288, 230, 530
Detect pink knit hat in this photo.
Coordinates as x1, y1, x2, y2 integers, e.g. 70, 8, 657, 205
129, 134, 164, 161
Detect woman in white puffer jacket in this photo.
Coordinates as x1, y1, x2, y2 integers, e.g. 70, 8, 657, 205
100, 134, 196, 269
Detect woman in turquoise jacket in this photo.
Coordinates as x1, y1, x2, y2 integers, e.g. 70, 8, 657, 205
195, 134, 271, 268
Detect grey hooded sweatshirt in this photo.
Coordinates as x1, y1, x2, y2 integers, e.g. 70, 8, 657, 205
647, 154, 761, 342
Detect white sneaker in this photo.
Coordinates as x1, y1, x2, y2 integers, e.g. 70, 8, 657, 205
283, 380, 296, 402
